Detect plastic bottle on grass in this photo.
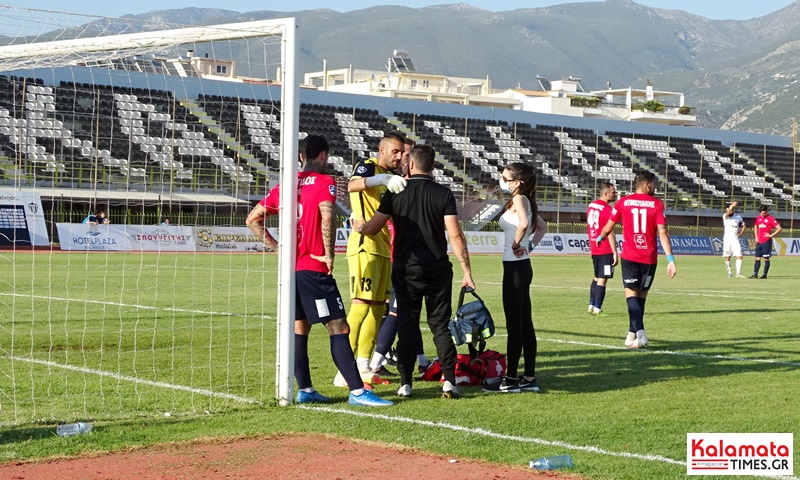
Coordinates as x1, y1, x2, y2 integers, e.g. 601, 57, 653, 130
56, 422, 93, 437
529, 454, 573, 470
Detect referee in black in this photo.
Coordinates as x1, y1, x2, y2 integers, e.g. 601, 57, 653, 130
359, 144, 475, 399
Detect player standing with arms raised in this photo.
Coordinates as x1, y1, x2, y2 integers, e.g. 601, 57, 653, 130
596, 171, 677, 348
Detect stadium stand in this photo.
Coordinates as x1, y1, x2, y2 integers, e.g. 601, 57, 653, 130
1, 75, 798, 222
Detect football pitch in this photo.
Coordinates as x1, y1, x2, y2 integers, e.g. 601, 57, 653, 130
1, 252, 798, 479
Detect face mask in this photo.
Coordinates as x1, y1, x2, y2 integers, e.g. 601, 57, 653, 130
499, 178, 512, 194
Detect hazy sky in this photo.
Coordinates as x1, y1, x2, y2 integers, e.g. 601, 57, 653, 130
14, 1, 798, 21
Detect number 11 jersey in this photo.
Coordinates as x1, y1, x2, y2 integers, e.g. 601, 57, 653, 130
609, 193, 667, 265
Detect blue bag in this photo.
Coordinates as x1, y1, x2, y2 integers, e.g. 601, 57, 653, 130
449, 286, 494, 347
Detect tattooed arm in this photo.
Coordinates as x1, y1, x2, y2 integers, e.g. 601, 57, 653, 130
310, 200, 336, 273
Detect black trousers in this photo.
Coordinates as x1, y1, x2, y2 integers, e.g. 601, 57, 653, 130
393, 262, 454, 386
502, 259, 537, 378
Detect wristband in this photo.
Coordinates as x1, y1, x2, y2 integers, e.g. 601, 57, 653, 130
595, 235, 605, 246
666, 254, 675, 263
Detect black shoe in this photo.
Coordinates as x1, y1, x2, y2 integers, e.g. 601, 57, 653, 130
760, 275, 768, 279
481, 380, 501, 392
499, 376, 521, 393
373, 366, 397, 377
518, 376, 541, 392
749, 274, 759, 279
386, 348, 398, 367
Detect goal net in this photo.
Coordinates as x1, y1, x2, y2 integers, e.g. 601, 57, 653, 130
0, 5, 299, 426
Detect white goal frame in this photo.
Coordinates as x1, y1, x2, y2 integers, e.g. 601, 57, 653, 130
0, 14, 299, 410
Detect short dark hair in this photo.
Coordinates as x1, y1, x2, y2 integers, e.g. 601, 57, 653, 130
634, 170, 656, 188
409, 145, 436, 172
300, 134, 329, 161
759, 205, 770, 212
403, 136, 416, 147
381, 132, 406, 147
598, 182, 615, 196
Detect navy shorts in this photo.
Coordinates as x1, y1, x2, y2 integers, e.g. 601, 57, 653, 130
295, 270, 346, 324
620, 259, 658, 291
754, 239, 773, 258
592, 253, 615, 279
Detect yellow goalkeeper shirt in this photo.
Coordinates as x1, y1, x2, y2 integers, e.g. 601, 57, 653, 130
347, 157, 392, 258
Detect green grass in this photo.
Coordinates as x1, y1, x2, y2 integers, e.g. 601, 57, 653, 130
1, 252, 798, 479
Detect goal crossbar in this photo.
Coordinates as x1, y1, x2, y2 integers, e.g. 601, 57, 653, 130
0, 18, 289, 62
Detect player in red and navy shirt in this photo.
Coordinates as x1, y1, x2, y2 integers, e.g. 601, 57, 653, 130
245, 134, 392, 408
750, 205, 782, 279
586, 182, 618, 315
596, 171, 677, 348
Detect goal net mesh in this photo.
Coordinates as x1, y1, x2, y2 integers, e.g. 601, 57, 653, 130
0, 6, 295, 425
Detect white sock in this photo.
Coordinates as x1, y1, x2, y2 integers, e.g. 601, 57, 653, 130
369, 352, 385, 372
725, 261, 731, 275
356, 357, 370, 372
736, 258, 742, 275
351, 388, 364, 396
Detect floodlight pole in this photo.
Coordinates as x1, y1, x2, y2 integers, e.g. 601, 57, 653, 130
276, 17, 299, 407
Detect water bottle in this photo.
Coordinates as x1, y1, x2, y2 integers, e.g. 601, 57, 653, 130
56, 422, 93, 437
529, 454, 573, 470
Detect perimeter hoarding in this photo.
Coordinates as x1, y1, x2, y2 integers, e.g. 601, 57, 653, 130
194, 226, 279, 252
0, 189, 49, 246
56, 224, 194, 251
54, 223, 800, 257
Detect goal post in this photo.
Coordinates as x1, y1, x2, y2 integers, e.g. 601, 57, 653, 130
0, 7, 300, 425
276, 16, 298, 407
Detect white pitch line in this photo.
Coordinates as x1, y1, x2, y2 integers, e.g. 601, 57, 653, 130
298, 405, 799, 480
530, 283, 800, 302
0, 292, 273, 319
4, 355, 260, 405
537, 337, 800, 368
301, 405, 683, 464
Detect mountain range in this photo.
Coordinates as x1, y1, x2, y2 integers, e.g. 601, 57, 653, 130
110, 1, 800, 135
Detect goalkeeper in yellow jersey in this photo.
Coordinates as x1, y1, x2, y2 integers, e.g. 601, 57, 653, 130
334, 132, 407, 387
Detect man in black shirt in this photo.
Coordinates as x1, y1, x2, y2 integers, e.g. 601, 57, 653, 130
359, 145, 475, 399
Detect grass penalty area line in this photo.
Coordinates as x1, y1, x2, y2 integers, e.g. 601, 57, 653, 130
536, 336, 800, 368
530, 283, 800, 302
3, 355, 260, 405
0, 292, 273, 319
300, 404, 684, 466
299, 406, 800, 480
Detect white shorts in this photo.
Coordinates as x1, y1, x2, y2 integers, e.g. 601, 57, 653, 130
722, 238, 742, 257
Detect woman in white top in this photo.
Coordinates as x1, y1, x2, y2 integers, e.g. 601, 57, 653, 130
489, 162, 547, 393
